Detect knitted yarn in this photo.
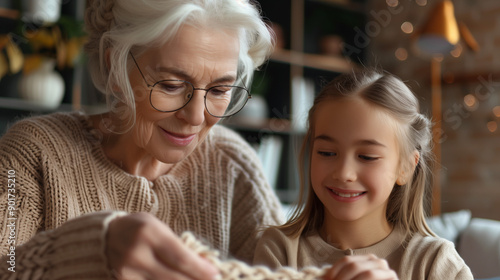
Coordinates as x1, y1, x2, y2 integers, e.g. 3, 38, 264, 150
181, 232, 328, 280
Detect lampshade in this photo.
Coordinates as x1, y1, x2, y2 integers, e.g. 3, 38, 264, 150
416, 0, 460, 54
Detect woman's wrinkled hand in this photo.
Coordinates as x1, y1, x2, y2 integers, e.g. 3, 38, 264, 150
323, 254, 398, 280
106, 212, 219, 280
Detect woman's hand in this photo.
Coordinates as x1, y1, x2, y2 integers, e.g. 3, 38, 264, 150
323, 254, 398, 280
106, 212, 219, 280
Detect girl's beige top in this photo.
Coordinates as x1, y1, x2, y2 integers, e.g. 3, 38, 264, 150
253, 226, 474, 280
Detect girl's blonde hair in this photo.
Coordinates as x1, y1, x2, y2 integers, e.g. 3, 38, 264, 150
279, 68, 435, 238
84, 0, 273, 131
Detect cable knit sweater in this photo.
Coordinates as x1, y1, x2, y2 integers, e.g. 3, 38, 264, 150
254, 227, 474, 279
0, 112, 283, 279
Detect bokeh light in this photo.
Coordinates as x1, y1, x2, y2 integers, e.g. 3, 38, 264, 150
493, 106, 500, 117
487, 121, 498, 133
464, 94, 477, 109
401, 22, 414, 34
386, 0, 399, 7
416, 0, 428, 6
395, 48, 408, 61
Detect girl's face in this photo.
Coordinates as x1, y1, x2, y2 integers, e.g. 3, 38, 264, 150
311, 97, 402, 227
128, 25, 240, 164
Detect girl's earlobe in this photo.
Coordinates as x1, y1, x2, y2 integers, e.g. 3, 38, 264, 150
397, 150, 420, 186
396, 177, 406, 186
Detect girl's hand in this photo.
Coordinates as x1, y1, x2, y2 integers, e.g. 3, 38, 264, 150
106, 212, 219, 280
323, 254, 398, 280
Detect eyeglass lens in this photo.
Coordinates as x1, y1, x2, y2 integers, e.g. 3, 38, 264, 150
150, 80, 249, 117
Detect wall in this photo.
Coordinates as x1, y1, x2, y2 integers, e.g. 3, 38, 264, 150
366, 0, 500, 220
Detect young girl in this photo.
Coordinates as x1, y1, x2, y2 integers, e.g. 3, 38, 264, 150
254, 69, 473, 280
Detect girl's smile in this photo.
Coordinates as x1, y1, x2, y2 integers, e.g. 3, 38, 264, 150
326, 186, 367, 202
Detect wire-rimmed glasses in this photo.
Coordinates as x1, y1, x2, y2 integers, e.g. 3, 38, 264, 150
130, 53, 251, 118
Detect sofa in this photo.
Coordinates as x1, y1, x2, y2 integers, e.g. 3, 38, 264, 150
426, 210, 500, 279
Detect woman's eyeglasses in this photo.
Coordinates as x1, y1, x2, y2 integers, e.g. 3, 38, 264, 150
130, 53, 250, 118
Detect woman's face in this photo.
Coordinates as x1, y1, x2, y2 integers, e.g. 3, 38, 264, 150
128, 25, 240, 164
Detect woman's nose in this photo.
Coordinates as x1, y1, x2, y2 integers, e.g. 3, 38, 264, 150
175, 90, 206, 125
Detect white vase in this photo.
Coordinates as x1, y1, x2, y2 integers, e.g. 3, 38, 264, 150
18, 59, 65, 109
22, 0, 61, 24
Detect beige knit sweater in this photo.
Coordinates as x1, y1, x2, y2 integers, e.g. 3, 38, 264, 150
0, 112, 283, 279
254, 226, 474, 279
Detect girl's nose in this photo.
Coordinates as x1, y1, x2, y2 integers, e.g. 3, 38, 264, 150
332, 157, 357, 183
175, 90, 206, 126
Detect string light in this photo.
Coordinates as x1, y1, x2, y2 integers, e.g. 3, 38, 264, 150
386, 0, 399, 7
487, 121, 498, 133
395, 48, 408, 61
493, 106, 500, 117
416, 0, 427, 6
401, 22, 414, 34
464, 94, 478, 110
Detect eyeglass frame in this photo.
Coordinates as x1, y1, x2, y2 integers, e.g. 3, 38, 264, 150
129, 52, 251, 118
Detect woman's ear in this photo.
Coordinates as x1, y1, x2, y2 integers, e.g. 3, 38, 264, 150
413, 150, 420, 168
396, 150, 420, 186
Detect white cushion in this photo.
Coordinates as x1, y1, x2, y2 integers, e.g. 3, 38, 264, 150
426, 210, 472, 243
458, 218, 500, 279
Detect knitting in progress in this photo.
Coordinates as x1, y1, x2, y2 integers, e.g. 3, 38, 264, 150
181, 232, 328, 280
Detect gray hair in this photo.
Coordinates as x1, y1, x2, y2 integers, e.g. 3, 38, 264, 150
84, 0, 273, 130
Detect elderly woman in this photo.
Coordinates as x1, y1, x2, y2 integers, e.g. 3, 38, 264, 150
0, 0, 282, 279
